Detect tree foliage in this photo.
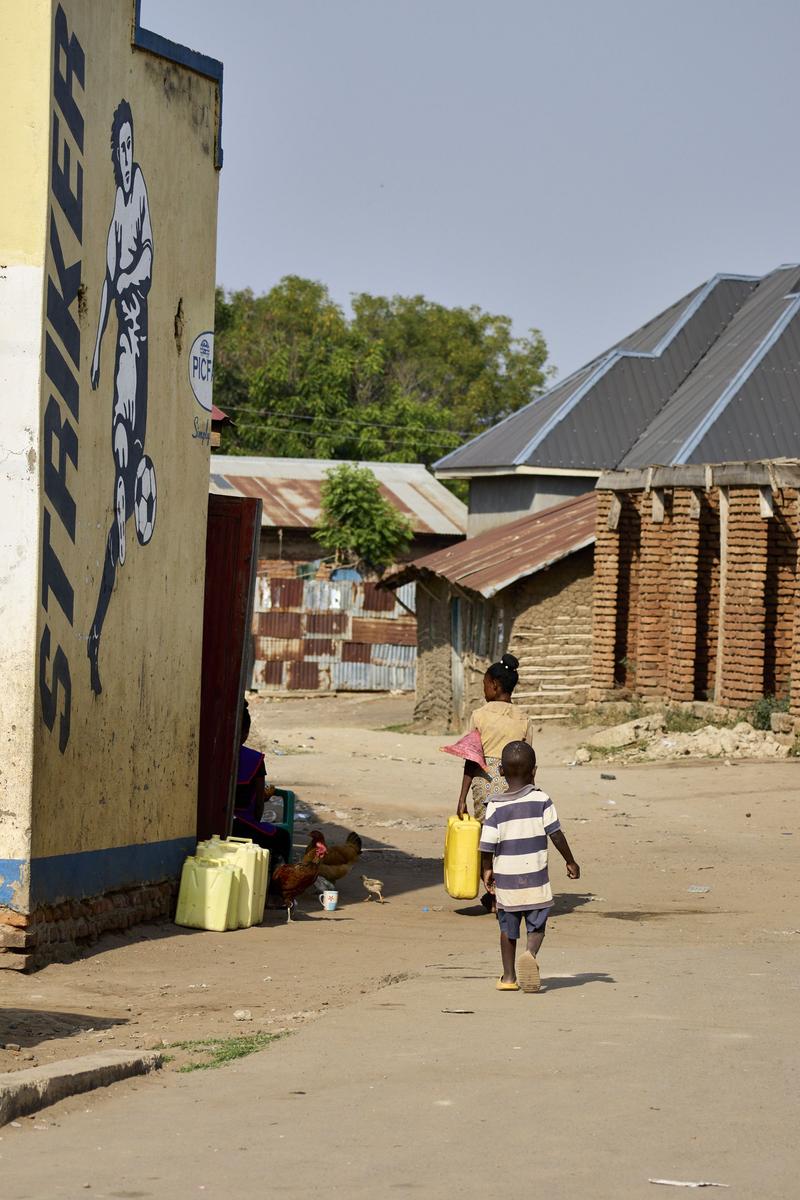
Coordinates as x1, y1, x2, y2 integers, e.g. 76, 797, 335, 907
213, 277, 552, 464
316, 463, 413, 573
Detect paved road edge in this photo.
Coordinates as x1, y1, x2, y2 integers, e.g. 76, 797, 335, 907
0, 1050, 163, 1125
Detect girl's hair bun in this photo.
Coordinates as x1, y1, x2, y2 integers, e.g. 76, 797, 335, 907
500, 653, 519, 670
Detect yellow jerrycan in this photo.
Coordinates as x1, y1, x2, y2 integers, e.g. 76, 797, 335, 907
196, 838, 254, 928
175, 857, 240, 932
225, 837, 270, 926
444, 815, 481, 899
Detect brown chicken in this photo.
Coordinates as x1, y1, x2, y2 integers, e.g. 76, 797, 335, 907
270, 838, 327, 922
302, 830, 362, 885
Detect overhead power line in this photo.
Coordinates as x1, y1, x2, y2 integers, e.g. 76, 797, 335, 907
219, 423, 462, 450
220, 403, 470, 439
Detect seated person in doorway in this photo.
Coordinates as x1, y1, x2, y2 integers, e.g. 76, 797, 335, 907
232, 701, 292, 864
235, 699, 273, 818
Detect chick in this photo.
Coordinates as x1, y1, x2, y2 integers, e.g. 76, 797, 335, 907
361, 875, 385, 904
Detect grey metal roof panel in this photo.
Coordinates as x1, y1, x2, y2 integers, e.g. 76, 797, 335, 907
612, 282, 706, 354
688, 307, 800, 463
434, 274, 756, 474
434, 362, 599, 470
620, 267, 800, 467
527, 276, 757, 470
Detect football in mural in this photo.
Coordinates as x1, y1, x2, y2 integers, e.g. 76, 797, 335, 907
134, 455, 157, 546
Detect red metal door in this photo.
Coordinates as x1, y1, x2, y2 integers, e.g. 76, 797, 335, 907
197, 494, 262, 840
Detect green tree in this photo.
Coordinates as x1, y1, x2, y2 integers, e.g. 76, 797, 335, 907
213, 278, 552, 464
315, 463, 412, 572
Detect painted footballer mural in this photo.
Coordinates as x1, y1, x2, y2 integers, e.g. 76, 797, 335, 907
88, 100, 157, 695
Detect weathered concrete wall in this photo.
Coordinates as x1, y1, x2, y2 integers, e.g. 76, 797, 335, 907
0, 0, 221, 933
467, 474, 597, 536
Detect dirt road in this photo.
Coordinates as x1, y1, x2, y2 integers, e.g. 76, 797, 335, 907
1, 694, 798, 1196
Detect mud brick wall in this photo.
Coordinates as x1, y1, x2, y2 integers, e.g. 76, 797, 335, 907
413, 577, 454, 728
0, 882, 175, 971
590, 491, 620, 698
592, 478, 799, 711
694, 494, 721, 700
637, 491, 674, 695
764, 488, 798, 700
716, 488, 769, 707
613, 493, 642, 688
413, 555, 593, 729
666, 489, 702, 702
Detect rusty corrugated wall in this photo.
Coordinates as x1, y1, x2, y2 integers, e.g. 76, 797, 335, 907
251, 563, 417, 692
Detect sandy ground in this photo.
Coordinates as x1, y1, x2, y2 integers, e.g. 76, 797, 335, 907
0, 694, 798, 1196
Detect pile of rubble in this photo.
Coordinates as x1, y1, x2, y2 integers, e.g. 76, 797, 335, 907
577, 713, 796, 762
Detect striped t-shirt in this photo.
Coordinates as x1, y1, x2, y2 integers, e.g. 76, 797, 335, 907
478, 784, 561, 912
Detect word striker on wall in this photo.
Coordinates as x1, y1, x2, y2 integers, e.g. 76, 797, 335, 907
39, 4, 85, 754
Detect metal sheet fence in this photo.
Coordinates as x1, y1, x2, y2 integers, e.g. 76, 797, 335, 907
250, 565, 417, 692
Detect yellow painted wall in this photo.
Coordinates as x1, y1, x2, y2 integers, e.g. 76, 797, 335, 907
0, 0, 221, 908
0, 0, 53, 901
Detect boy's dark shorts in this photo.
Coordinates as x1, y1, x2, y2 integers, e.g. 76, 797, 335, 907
497, 907, 550, 939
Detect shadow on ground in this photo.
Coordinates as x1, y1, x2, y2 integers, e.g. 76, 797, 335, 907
455, 892, 596, 919
0, 1008, 124, 1049
542, 972, 615, 991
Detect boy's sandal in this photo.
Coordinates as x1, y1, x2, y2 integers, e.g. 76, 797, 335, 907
495, 979, 519, 991
517, 950, 541, 994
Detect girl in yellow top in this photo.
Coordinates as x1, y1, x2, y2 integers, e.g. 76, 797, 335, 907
455, 653, 534, 823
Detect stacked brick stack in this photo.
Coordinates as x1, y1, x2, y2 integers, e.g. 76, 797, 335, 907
637, 490, 674, 695
589, 491, 620, 697
666, 489, 702, 702
716, 488, 769, 707
764, 488, 799, 698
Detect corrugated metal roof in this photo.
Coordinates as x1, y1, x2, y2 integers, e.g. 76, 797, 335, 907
386, 492, 596, 599
435, 273, 761, 475
209, 456, 466, 536
531, 277, 756, 470
622, 266, 800, 466
693, 313, 800, 462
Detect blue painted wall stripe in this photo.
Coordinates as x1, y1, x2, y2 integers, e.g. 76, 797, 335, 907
1, 837, 195, 912
0, 860, 27, 908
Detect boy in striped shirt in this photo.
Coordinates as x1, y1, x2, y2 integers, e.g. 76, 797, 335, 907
479, 741, 580, 993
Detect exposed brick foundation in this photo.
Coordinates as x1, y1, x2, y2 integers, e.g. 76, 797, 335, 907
0, 881, 176, 971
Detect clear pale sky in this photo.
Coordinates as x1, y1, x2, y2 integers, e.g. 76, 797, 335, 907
143, 0, 800, 379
